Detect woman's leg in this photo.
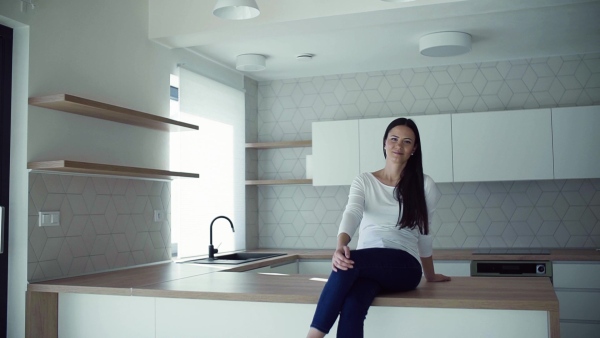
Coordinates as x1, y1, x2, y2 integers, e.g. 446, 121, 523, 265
310, 265, 362, 334
309, 248, 422, 335
336, 278, 381, 338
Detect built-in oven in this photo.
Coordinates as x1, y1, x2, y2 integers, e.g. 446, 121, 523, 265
470, 260, 552, 282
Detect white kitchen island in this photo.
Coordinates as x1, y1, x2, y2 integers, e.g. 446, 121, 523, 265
26, 251, 560, 338
57, 291, 550, 338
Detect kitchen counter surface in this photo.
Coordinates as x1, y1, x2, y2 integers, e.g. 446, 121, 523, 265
28, 252, 559, 313
28, 248, 600, 295
28, 248, 596, 338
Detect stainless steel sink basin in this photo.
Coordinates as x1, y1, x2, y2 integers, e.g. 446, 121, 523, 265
182, 252, 286, 265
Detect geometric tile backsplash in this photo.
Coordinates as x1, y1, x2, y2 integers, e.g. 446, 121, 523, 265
28, 173, 171, 281
255, 53, 600, 250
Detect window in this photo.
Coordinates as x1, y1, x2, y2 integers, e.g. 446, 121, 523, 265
170, 70, 245, 259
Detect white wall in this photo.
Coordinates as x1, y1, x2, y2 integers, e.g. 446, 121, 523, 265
0, 0, 244, 335
255, 54, 600, 249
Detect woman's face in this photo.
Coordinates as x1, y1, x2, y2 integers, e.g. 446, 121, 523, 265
384, 125, 417, 164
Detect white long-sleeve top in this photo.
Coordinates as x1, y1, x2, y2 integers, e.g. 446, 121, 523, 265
338, 172, 441, 264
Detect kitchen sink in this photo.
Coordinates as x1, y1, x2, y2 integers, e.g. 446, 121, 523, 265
182, 252, 287, 265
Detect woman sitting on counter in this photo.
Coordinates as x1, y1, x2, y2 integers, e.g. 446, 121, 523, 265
307, 117, 451, 338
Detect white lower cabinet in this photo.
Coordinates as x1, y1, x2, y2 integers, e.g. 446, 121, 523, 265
553, 262, 600, 338
59, 293, 155, 338
298, 259, 332, 275
156, 299, 549, 338
244, 261, 299, 274
248, 260, 331, 275
58, 293, 550, 338
433, 261, 471, 276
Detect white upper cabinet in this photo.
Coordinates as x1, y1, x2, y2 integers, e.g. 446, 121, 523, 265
359, 115, 453, 183
312, 106, 597, 185
312, 120, 359, 186
552, 105, 600, 179
452, 109, 554, 182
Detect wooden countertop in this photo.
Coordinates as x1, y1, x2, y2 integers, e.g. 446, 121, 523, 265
28, 248, 590, 309
28, 248, 599, 296
29, 249, 593, 338
130, 271, 557, 313
28, 258, 558, 313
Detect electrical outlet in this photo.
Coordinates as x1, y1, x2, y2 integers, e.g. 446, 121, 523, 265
39, 211, 60, 227
154, 210, 165, 222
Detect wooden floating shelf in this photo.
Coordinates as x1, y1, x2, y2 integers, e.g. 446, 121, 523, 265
245, 140, 312, 149
245, 179, 312, 186
28, 160, 199, 180
29, 94, 199, 132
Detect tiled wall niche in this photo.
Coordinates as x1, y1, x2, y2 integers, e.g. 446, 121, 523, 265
28, 173, 171, 281
255, 54, 600, 249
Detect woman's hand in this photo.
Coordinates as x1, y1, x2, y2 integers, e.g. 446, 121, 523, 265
332, 246, 354, 272
426, 273, 451, 282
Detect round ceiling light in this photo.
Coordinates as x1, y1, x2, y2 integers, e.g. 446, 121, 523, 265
419, 32, 472, 57
213, 0, 260, 20
236, 54, 266, 71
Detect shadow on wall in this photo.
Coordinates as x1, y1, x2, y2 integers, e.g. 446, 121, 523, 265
28, 173, 171, 282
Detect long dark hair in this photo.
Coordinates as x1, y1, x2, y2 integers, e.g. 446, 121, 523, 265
383, 118, 429, 235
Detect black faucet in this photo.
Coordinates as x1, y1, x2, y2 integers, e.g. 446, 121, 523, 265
208, 216, 235, 259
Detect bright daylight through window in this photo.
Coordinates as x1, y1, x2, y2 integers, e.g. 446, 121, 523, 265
169, 70, 245, 259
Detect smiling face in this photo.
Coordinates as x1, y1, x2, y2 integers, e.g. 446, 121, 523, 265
384, 125, 417, 164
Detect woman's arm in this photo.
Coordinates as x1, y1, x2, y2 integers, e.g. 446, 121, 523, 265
332, 232, 354, 272
420, 255, 451, 282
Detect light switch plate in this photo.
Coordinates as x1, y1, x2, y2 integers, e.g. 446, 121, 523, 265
39, 211, 60, 227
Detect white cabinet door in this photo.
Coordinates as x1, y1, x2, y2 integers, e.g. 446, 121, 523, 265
433, 261, 471, 276
359, 115, 453, 183
298, 259, 332, 275
552, 105, 600, 179
553, 262, 600, 338
59, 293, 155, 338
244, 261, 299, 274
452, 109, 554, 182
553, 262, 600, 289
312, 119, 359, 186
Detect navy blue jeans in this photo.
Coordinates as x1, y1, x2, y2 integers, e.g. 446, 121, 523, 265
310, 248, 422, 338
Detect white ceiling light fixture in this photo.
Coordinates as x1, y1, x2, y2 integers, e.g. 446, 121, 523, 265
213, 0, 260, 20
419, 31, 472, 57
236, 54, 266, 71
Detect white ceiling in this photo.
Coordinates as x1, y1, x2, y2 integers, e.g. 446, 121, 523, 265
149, 0, 600, 81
